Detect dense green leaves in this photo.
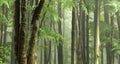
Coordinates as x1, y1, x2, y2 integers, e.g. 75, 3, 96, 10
105, 0, 120, 14
0, 0, 12, 8
0, 45, 11, 64
40, 27, 64, 43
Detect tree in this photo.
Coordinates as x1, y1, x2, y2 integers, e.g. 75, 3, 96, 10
116, 11, 120, 64
71, 3, 77, 64
14, 0, 21, 63
18, 0, 27, 64
57, 1, 63, 64
27, 0, 45, 64
94, 0, 101, 64
103, 0, 111, 64
77, 0, 83, 64
3, 0, 120, 64
14, 0, 27, 64
110, 14, 115, 64
14, 0, 45, 64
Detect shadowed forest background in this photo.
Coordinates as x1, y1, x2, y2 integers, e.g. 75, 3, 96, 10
0, 0, 120, 64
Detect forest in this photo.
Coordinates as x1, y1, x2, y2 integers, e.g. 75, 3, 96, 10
0, 0, 120, 64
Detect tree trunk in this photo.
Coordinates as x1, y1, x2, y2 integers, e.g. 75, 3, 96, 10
103, 0, 111, 64
86, 4, 89, 64
57, 1, 63, 64
82, 10, 86, 64
44, 40, 47, 64
94, 0, 101, 64
19, 0, 27, 64
54, 45, 57, 64
27, 0, 45, 64
101, 44, 103, 64
14, 0, 27, 64
71, 5, 77, 64
14, 0, 20, 63
116, 11, 120, 64
77, 0, 83, 63
103, 0, 109, 24
110, 15, 114, 64
47, 41, 51, 64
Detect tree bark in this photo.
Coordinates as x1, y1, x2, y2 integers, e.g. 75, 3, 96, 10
14, 0, 27, 64
116, 11, 120, 64
94, 0, 101, 64
103, 0, 109, 24
27, 0, 45, 64
57, 1, 63, 64
86, 4, 89, 64
110, 15, 114, 64
71, 6, 77, 64
44, 40, 47, 64
77, 0, 83, 63
103, 0, 111, 64
19, 0, 27, 64
14, 0, 20, 63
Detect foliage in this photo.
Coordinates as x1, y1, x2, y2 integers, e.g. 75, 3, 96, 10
62, 0, 73, 9
0, 45, 11, 64
105, 0, 120, 14
39, 27, 64, 44
0, 0, 9, 8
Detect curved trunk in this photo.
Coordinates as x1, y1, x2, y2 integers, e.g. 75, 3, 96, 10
27, 0, 45, 64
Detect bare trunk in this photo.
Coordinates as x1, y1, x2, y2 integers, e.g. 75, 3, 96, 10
71, 7, 77, 64
94, 0, 101, 64
86, 5, 89, 64
110, 15, 114, 64
57, 1, 63, 64
77, 0, 83, 63
14, 0, 20, 63
116, 11, 120, 64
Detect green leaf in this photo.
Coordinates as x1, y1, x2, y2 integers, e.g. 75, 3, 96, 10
39, 27, 64, 44
0, 1, 9, 8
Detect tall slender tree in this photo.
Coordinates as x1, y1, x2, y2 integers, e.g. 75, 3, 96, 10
103, 0, 111, 64
110, 14, 115, 64
71, 3, 77, 64
94, 0, 101, 64
116, 11, 120, 64
86, 2, 90, 64
14, 0, 20, 63
57, 1, 63, 64
77, 0, 83, 64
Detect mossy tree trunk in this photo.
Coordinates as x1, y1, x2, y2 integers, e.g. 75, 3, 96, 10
27, 0, 45, 64
14, 0, 27, 64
